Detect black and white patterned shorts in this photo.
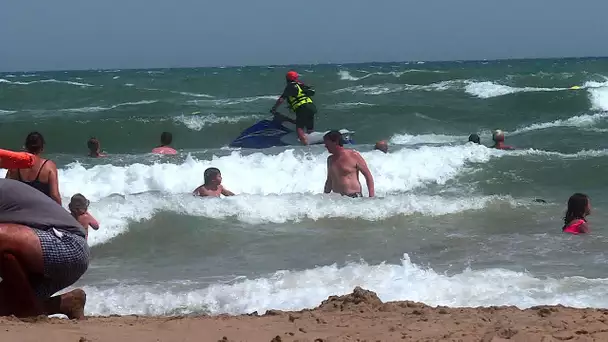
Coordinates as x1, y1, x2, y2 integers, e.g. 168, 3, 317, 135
31, 228, 90, 299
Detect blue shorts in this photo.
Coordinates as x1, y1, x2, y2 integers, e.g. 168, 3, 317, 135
31, 228, 90, 299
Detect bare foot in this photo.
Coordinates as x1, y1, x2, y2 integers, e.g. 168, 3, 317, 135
44, 289, 87, 320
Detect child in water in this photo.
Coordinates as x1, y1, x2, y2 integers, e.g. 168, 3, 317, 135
69, 193, 100, 239
193, 167, 235, 197
562, 193, 590, 235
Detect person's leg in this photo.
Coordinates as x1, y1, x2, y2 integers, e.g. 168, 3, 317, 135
295, 112, 309, 145
304, 103, 317, 134
0, 223, 45, 317
0, 224, 89, 319
33, 229, 90, 320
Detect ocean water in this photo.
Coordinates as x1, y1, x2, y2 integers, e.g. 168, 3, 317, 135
1, 57, 608, 316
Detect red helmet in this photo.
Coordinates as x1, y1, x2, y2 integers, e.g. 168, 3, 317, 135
286, 71, 299, 81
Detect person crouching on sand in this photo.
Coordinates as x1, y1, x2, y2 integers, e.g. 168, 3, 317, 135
69, 193, 99, 239
562, 193, 591, 235
193, 167, 235, 197
0, 178, 89, 319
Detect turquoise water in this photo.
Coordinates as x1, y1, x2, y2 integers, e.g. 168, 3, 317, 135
1, 57, 608, 316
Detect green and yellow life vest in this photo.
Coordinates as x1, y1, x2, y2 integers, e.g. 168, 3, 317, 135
287, 83, 313, 111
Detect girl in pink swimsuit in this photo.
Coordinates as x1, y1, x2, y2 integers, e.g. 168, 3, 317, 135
562, 193, 591, 235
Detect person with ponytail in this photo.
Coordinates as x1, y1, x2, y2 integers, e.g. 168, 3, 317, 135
5, 132, 62, 205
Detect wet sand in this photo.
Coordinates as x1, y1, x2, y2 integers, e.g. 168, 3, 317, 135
1, 287, 608, 342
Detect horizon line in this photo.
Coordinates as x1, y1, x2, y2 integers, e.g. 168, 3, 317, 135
1, 54, 607, 74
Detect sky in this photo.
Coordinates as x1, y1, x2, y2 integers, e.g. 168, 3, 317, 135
1, 0, 608, 72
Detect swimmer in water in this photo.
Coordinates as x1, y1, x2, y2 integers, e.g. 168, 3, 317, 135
152, 132, 177, 155
562, 193, 590, 235
468, 134, 481, 144
193, 167, 235, 197
87, 138, 106, 158
68, 193, 99, 240
374, 140, 388, 153
491, 130, 515, 150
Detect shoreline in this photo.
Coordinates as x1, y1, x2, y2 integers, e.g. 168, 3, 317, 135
3, 287, 608, 341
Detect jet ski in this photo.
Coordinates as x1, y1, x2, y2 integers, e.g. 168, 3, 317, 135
229, 114, 355, 149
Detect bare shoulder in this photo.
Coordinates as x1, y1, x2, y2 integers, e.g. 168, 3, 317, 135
47, 159, 57, 167
44, 159, 58, 172
347, 149, 364, 159
77, 215, 88, 225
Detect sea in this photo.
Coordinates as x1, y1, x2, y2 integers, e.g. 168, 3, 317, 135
1, 57, 608, 316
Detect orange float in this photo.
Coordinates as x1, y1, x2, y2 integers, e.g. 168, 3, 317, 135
0, 149, 35, 169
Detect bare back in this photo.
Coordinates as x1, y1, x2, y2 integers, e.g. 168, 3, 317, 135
6, 156, 61, 205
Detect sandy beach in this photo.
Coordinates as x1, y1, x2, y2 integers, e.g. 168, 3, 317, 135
1, 287, 607, 342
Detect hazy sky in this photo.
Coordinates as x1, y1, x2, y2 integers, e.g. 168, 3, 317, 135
1, 0, 607, 72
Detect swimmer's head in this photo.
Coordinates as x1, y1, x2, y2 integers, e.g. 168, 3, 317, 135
492, 129, 505, 142
374, 140, 388, 153
204, 167, 222, 186
160, 132, 173, 146
25, 132, 45, 154
87, 137, 100, 153
69, 193, 90, 215
564, 193, 591, 226
468, 134, 480, 144
323, 130, 344, 153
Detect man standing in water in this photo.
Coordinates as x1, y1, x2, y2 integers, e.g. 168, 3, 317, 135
270, 70, 317, 145
323, 130, 375, 198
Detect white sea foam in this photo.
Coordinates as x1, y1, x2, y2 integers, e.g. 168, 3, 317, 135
173, 114, 261, 131
81, 254, 608, 316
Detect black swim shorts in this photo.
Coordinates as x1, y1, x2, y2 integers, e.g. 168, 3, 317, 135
295, 103, 317, 132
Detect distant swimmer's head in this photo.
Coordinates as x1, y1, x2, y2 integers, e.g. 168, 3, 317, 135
69, 193, 90, 216
87, 137, 100, 153
323, 130, 344, 153
492, 129, 505, 142
565, 193, 591, 226
286, 70, 299, 82
25, 131, 45, 155
374, 140, 388, 153
160, 131, 173, 146
204, 167, 222, 186
468, 134, 481, 144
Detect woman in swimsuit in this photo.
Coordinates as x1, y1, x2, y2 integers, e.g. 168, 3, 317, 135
5, 132, 62, 205
562, 193, 591, 235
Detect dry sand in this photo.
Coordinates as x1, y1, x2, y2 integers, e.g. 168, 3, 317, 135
1, 287, 608, 342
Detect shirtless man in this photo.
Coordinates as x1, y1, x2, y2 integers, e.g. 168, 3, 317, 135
323, 130, 375, 198
374, 140, 388, 153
